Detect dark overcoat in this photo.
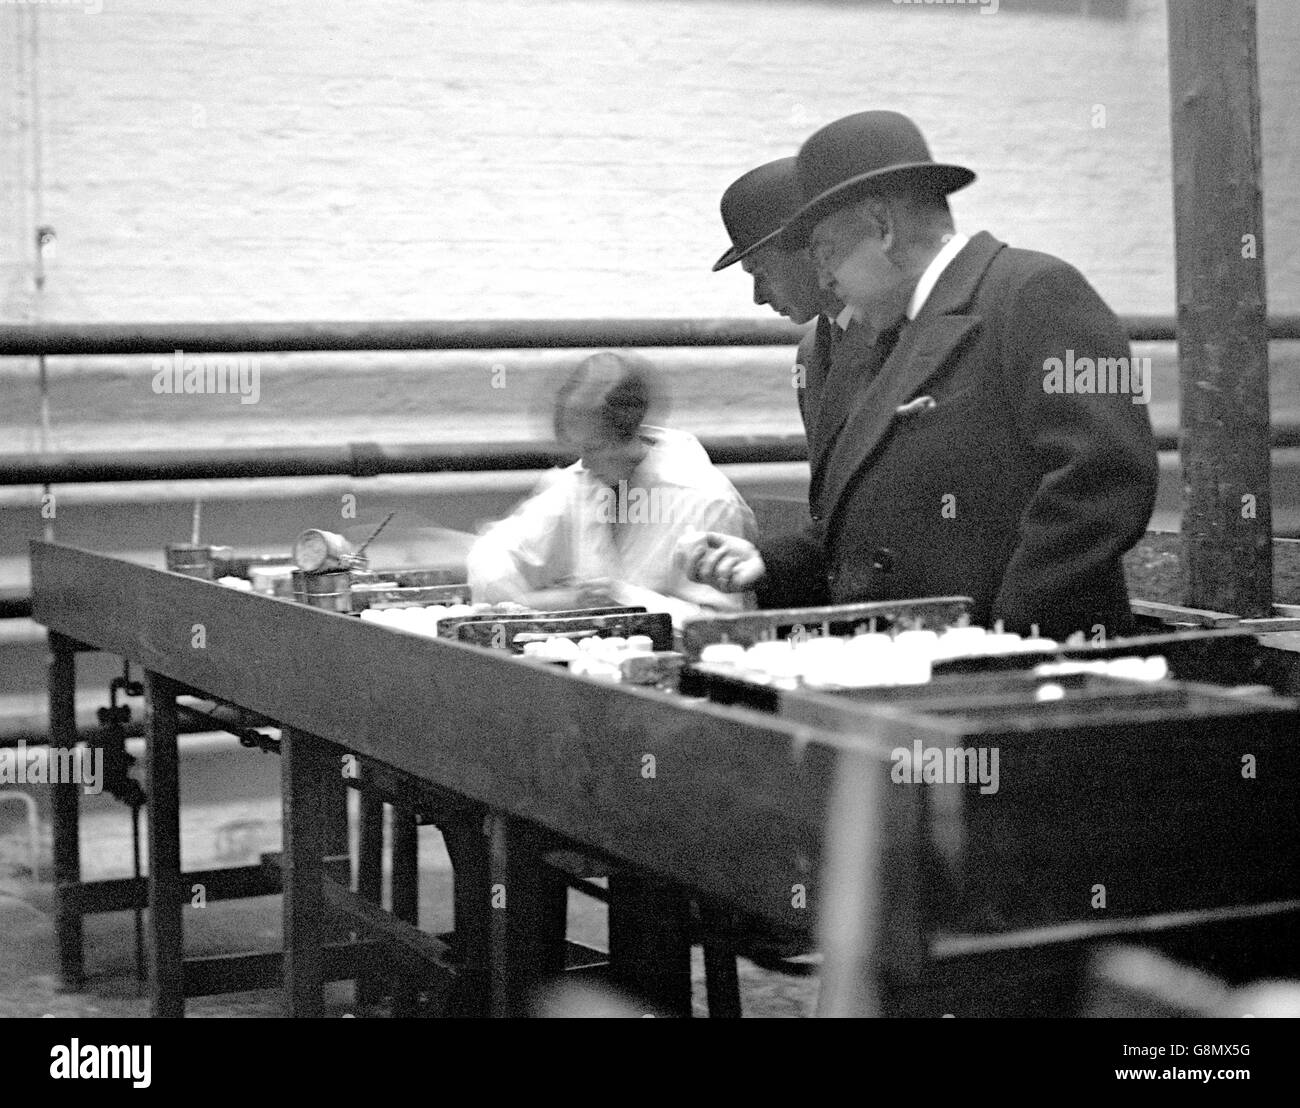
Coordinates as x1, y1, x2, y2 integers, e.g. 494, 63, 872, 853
760, 231, 1158, 638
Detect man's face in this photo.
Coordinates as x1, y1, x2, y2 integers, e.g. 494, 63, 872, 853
810, 205, 898, 314
741, 243, 825, 324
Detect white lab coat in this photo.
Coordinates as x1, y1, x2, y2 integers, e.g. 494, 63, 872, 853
468, 427, 756, 622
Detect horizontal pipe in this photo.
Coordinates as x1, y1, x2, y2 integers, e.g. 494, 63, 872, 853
0, 698, 271, 747
2, 315, 1300, 356
4, 427, 1300, 489
0, 435, 810, 486
0, 592, 32, 619
0, 318, 806, 356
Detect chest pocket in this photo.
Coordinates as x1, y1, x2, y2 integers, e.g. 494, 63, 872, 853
892, 385, 981, 436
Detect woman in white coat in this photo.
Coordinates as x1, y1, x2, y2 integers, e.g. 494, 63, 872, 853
468, 351, 756, 624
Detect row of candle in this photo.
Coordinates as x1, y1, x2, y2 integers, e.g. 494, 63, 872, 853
697, 626, 1061, 689
521, 634, 686, 685
358, 601, 530, 634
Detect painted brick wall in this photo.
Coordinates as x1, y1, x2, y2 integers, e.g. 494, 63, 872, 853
2, 0, 1297, 327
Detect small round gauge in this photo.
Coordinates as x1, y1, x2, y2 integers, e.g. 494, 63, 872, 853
293, 529, 331, 572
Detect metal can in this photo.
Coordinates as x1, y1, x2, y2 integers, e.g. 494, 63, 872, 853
292, 569, 353, 612
165, 543, 215, 580
293, 529, 367, 574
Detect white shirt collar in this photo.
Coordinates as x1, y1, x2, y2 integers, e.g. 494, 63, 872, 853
906, 232, 970, 320
833, 305, 856, 331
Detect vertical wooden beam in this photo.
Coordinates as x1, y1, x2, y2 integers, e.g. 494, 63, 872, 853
439, 807, 493, 1017
354, 786, 385, 1007
281, 727, 325, 1017
143, 670, 184, 1018
698, 904, 742, 1019
486, 815, 567, 1018
815, 744, 924, 1018
47, 632, 84, 992
390, 804, 420, 1017
1167, 0, 1273, 616
607, 875, 693, 1017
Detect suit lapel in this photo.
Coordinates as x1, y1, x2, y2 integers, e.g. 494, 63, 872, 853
815, 232, 1005, 527
812, 319, 875, 452
807, 319, 876, 510
797, 314, 833, 433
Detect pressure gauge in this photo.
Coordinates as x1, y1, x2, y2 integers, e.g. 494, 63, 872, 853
293, 528, 363, 573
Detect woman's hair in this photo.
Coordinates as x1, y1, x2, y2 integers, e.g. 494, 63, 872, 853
552, 351, 662, 445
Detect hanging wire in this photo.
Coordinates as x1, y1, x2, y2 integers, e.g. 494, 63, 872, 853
25, 5, 55, 541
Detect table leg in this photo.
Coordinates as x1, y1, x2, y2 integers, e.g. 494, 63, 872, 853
354, 786, 385, 1007
281, 727, 326, 1017
322, 768, 351, 890
439, 808, 491, 1017
699, 904, 742, 1019
143, 670, 184, 1018
48, 633, 84, 992
390, 804, 419, 1016
486, 815, 566, 1018
607, 874, 693, 1017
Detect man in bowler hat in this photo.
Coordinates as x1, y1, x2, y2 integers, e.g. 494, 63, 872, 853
682, 110, 1157, 639
713, 158, 860, 445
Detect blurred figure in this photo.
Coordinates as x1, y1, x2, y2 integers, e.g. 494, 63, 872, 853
468, 351, 755, 623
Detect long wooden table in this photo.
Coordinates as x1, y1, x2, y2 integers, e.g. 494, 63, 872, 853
31, 541, 1300, 1017
32, 542, 846, 1016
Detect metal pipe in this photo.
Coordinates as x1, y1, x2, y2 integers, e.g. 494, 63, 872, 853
0, 318, 807, 356
2, 315, 1300, 356
0, 697, 274, 747
0, 434, 813, 486
4, 427, 1300, 489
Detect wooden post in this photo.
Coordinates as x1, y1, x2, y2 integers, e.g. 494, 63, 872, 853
47, 632, 84, 992
390, 805, 420, 1017
1167, 0, 1273, 616
281, 727, 326, 1017
485, 815, 567, 1018
606, 874, 694, 1017
437, 808, 493, 1017
354, 787, 385, 1007
143, 670, 184, 1018
815, 743, 925, 1018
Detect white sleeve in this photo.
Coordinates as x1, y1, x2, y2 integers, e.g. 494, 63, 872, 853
467, 475, 573, 604
695, 492, 758, 545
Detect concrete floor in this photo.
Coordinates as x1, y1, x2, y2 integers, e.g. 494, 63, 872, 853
0, 733, 818, 1018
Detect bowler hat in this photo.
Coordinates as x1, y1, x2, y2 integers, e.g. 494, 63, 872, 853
782, 111, 975, 247
712, 158, 805, 271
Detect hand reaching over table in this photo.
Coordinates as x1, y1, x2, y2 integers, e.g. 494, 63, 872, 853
675, 530, 767, 593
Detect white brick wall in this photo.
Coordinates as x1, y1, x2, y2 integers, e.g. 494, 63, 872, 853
2, 0, 1297, 326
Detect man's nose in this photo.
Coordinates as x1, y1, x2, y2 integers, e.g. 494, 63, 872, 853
752, 278, 769, 306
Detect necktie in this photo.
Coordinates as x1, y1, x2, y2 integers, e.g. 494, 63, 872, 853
862, 316, 906, 387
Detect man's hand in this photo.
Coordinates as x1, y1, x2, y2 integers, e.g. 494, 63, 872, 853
675, 531, 766, 593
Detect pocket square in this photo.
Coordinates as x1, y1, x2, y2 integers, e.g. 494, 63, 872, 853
895, 395, 938, 417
